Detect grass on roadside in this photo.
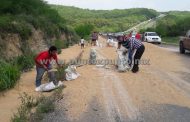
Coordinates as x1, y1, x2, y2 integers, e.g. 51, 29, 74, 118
0, 54, 35, 91
54, 39, 69, 54
0, 60, 21, 91
162, 37, 179, 45
12, 87, 64, 122
12, 54, 36, 72
12, 65, 68, 122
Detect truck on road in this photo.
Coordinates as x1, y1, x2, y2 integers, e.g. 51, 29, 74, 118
179, 30, 190, 54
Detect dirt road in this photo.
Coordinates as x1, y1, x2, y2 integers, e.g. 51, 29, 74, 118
0, 36, 190, 122
43, 37, 190, 122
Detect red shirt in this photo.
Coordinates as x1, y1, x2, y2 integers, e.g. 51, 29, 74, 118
135, 33, 141, 40
35, 51, 57, 67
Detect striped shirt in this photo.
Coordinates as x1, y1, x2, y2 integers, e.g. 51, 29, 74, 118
121, 38, 143, 60
122, 38, 143, 50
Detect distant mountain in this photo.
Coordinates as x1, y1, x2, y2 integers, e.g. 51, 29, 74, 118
51, 5, 159, 32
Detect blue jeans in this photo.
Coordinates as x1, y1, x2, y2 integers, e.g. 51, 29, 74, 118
35, 65, 52, 87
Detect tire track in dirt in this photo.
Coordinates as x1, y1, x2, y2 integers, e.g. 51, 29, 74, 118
150, 66, 190, 99
95, 47, 144, 122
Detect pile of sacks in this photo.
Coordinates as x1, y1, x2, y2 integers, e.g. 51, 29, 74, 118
96, 40, 103, 48
89, 48, 97, 65
117, 48, 131, 72
107, 38, 118, 48
65, 65, 80, 81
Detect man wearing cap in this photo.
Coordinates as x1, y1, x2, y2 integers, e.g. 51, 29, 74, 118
118, 37, 145, 73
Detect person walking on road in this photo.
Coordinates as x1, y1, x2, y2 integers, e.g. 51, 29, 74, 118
118, 37, 145, 73
34, 46, 60, 87
91, 32, 98, 46
80, 37, 85, 49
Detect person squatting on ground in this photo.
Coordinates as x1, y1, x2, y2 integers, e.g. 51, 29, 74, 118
118, 36, 145, 73
34, 46, 60, 87
80, 37, 85, 49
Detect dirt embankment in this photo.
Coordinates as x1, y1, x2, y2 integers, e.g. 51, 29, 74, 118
0, 28, 67, 60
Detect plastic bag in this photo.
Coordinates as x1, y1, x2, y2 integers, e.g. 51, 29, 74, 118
89, 48, 97, 65
35, 81, 63, 92
65, 65, 80, 81
96, 40, 99, 47
117, 49, 130, 72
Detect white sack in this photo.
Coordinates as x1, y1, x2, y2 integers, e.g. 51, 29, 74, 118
65, 65, 80, 81
117, 49, 130, 72
35, 81, 63, 92
89, 48, 97, 65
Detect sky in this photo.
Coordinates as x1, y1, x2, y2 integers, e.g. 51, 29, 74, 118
45, 0, 190, 11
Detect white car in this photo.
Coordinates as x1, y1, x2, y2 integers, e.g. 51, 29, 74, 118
132, 32, 136, 38
144, 32, 162, 44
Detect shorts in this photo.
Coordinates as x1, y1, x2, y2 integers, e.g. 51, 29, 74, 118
92, 39, 96, 42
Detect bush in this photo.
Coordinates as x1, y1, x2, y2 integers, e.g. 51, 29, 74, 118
0, 15, 32, 40
12, 54, 35, 71
54, 40, 69, 54
0, 15, 12, 32
0, 53, 35, 91
75, 24, 94, 38
12, 88, 64, 122
0, 0, 71, 40
0, 60, 20, 91
13, 21, 32, 40
36, 96, 55, 114
12, 93, 37, 122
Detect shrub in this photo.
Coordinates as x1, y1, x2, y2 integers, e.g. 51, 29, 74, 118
13, 54, 35, 71
75, 24, 94, 38
12, 93, 38, 122
12, 87, 64, 122
54, 40, 69, 54
0, 16, 32, 40
0, 60, 20, 91
0, 53, 35, 91
12, 21, 32, 40
36, 96, 55, 114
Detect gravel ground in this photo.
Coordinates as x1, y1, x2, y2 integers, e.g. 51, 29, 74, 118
43, 37, 190, 122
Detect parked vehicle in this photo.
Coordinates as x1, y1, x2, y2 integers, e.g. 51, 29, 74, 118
179, 30, 190, 54
144, 32, 162, 44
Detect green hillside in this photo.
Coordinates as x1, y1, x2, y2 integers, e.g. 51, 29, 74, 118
52, 5, 159, 32
141, 11, 190, 37
0, 0, 78, 91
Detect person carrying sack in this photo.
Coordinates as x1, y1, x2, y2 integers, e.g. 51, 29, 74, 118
118, 37, 145, 73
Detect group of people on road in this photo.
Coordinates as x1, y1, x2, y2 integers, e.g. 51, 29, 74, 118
34, 31, 145, 88
79, 32, 99, 49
